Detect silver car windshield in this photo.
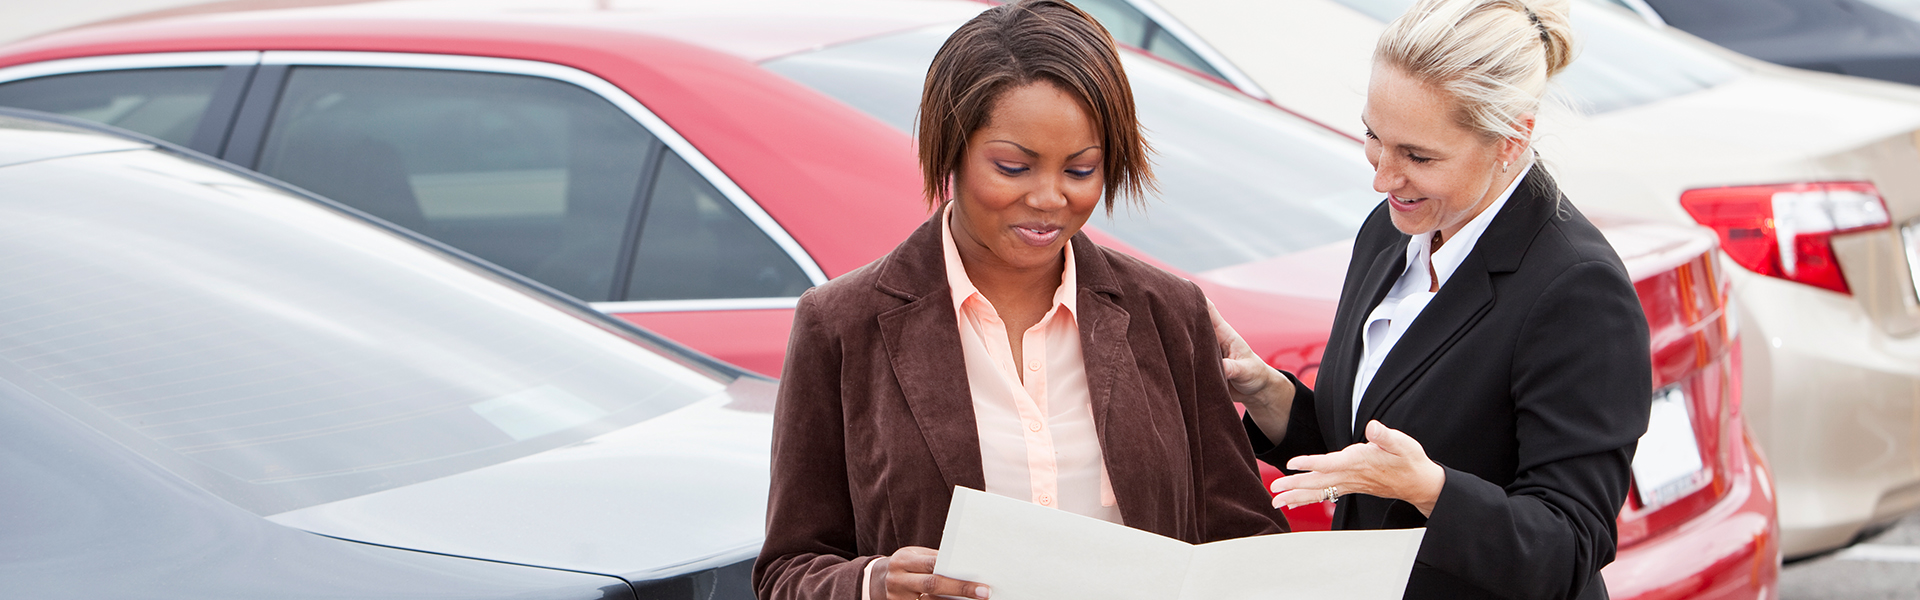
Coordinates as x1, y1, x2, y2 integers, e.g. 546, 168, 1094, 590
0, 118, 731, 516
1334, 0, 1744, 114
765, 25, 1381, 274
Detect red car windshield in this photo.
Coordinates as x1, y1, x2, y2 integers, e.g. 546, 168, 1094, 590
764, 24, 1382, 274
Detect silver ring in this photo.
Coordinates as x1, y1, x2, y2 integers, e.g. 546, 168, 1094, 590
1322, 486, 1339, 503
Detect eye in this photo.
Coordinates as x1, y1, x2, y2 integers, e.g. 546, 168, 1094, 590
1066, 167, 1097, 178
995, 162, 1029, 176
1406, 153, 1433, 164
1363, 129, 1378, 140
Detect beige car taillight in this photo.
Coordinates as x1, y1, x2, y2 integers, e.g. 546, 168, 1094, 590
1680, 182, 1891, 295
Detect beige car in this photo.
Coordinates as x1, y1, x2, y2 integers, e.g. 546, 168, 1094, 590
1110, 0, 1920, 558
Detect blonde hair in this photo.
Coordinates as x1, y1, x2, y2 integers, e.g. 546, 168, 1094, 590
1375, 0, 1576, 142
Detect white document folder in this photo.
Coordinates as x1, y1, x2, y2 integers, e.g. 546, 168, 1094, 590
932, 486, 1425, 600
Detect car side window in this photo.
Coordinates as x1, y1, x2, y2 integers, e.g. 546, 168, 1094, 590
0, 67, 226, 147
254, 66, 657, 302
1074, 0, 1227, 80
624, 151, 813, 301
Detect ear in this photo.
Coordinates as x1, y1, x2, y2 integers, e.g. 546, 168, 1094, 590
1500, 113, 1537, 164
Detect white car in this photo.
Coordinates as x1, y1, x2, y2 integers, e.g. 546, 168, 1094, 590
1123, 0, 1920, 558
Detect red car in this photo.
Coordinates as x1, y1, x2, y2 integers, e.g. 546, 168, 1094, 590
0, 1, 1777, 597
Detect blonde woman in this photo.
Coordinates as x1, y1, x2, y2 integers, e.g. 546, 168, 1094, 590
1213, 0, 1649, 598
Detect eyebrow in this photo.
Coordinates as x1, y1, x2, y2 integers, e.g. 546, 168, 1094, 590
1358, 117, 1440, 156
987, 140, 1102, 159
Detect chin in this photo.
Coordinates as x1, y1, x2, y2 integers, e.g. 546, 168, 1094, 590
1386, 213, 1435, 237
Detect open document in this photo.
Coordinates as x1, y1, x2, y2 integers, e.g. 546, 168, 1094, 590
933, 487, 1425, 600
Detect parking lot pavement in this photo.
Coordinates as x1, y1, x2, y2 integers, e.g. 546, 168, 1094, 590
1781, 513, 1920, 599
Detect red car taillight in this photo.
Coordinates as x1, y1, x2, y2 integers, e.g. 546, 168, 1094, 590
1617, 251, 1738, 548
1679, 182, 1890, 294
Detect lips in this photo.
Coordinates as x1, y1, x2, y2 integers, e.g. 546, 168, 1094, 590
1012, 223, 1064, 247
1389, 195, 1427, 213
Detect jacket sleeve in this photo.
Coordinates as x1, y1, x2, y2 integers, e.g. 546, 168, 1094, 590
1184, 283, 1289, 540
1244, 369, 1325, 471
1416, 260, 1651, 600
752, 289, 879, 600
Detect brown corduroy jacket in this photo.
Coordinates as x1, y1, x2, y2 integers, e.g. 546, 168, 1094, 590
752, 213, 1286, 600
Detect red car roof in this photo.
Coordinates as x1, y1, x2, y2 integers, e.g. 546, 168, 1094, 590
0, 1, 993, 276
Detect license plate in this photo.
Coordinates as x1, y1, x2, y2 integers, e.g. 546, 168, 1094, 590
1632, 386, 1709, 508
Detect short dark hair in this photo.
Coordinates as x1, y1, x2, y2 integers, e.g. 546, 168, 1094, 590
917, 0, 1153, 210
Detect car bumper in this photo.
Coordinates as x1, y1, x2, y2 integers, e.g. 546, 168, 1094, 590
1733, 271, 1920, 558
1604, 423, 1780, 600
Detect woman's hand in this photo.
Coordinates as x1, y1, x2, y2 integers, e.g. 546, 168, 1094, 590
870, 546, 990, 600
1269, 420, 1447, 516
1208, 300, 1294, 443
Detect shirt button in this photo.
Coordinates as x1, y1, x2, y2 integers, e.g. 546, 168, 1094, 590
1027, 360, 1041, 371
1038, 494, 1052, 506
1027, 421, 1042, 432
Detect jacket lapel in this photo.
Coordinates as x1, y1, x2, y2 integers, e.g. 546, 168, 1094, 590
1321, 241, 1408, 450
1068, 235, 1164, 520
1348, 262, 1495, 439
1071, 234, 1128, 438
1347, 168, 1557, 439
874, 212, 986, 492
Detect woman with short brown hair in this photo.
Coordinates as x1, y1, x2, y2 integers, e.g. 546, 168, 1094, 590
752, 2, 1283, 599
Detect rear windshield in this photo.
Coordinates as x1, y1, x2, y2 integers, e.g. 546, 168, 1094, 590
766, 25, 1381, 273
0, 126, 730, 515
1334, 0, 1743, 113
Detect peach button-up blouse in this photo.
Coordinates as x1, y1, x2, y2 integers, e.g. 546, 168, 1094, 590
940, 204, 1119, 521
860, 207, 1123, 596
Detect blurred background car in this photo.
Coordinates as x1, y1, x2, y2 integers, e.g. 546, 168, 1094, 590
1139, 0, 1920, 561
0, 108, 771, 599
1604, 0, 1920, 87
0, 0, 1775, 596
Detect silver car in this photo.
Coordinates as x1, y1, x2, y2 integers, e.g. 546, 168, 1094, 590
0, 109, 766, 598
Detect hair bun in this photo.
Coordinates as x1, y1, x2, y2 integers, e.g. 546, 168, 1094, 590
1374, 0, 1577, 140
1522, 0, 1576, 78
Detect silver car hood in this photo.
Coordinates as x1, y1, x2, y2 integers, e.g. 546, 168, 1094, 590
268, 377, 776, 582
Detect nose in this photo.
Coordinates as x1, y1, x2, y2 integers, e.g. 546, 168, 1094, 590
1026, 172, 1072, 211
1372, 156, 1404, 196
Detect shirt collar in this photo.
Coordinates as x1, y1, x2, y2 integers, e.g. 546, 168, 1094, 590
1418, 161, 1531, 289
941, 202, 1078, 316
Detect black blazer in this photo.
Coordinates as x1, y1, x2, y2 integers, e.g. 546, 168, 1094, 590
1247, 168, 1651, 600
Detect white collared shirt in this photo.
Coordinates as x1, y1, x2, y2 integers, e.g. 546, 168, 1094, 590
1349, 163, 1532, 427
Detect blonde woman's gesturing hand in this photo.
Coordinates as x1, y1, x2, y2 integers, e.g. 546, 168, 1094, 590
1269, 420, 1447, 516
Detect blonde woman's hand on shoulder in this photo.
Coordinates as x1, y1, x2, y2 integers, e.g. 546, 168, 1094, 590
1207, 299, 1295, 444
